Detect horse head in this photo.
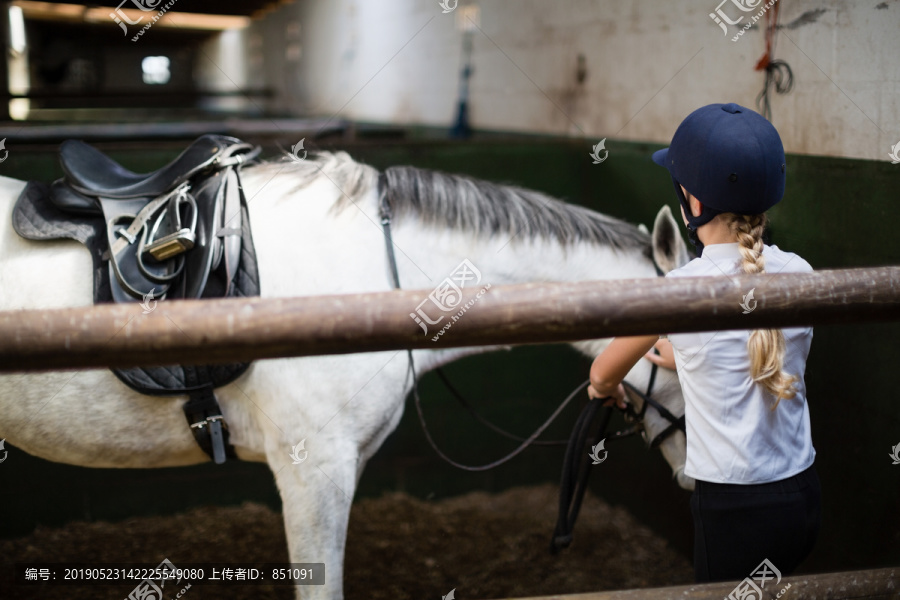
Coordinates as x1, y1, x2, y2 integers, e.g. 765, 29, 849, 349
630, 205, 693, 490
572, 204, 693, 490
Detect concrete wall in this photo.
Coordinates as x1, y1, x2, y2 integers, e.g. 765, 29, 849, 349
249, 0, 900, 162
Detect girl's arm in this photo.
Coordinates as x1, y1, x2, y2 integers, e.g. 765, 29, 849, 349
589, 335, 660, 408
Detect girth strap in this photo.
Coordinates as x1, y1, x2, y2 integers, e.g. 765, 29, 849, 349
182, 366, 235, 464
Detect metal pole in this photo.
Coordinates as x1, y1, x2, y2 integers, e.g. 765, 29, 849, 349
0, 266, 898, 373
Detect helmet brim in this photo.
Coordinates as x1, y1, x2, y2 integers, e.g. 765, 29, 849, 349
651, 147, 668, 167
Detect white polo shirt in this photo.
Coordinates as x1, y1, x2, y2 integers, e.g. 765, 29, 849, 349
666, 243, 815, 484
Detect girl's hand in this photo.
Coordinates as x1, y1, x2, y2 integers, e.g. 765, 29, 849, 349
588, 382, 628, 409
645, 338, 676, 371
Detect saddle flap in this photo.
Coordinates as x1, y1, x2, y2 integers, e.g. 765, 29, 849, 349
101, 197, 180, 302
104, 171, 229, 302
179, 171, 226, 299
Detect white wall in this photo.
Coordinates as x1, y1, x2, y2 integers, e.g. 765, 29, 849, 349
195, 28, 255, 113
252, 0, 900, 161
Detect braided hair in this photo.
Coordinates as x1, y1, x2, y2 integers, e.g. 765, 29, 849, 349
724, 213, 799, 410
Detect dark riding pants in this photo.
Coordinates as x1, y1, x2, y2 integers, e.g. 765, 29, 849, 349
691, 464, 821, 582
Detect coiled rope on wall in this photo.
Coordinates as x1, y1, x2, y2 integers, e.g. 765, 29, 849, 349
755, 0, 793, 121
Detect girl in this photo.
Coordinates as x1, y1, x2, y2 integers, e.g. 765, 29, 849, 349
588, 103, 820, 582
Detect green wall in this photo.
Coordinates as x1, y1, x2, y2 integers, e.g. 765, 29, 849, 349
1, 137, 897, 575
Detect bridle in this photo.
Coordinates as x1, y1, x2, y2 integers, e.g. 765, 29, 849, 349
376, 172, 686, 542
620, 362, 686, 450
611, 257, 686, 450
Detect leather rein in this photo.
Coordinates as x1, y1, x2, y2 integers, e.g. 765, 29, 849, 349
376, 172, 685, 471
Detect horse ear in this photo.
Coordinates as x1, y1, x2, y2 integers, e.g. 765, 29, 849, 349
651, 205, 691, 274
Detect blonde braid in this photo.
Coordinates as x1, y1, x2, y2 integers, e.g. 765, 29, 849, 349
725, 213, 798, 409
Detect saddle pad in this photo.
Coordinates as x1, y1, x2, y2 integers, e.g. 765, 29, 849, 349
13, 181, 112, 301
13, 180, 261, 396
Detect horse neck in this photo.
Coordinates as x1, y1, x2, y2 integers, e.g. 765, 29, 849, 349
391, 219, 657, 372
241, 163, 655, 369
392, 220, 655, 288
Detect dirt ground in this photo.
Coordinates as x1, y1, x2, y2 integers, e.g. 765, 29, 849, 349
0, 483, 693, 599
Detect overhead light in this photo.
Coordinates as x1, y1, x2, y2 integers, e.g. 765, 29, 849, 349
9, 5, 27, 53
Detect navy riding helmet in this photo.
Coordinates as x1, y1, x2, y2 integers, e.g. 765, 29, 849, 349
652, 102, 786, 254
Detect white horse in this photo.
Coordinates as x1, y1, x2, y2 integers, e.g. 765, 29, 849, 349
0, 151, 692, 599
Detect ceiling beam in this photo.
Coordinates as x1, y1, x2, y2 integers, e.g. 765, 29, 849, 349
11, 0, 252, 30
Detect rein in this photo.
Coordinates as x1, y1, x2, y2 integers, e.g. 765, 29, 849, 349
551, 354, 683, 553
377, 171, 685, 478
379, 173, 574, 471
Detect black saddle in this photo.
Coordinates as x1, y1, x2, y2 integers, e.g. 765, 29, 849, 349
60, 135, 228, 198
46, 135, 260, 302
13, 135, 263, 464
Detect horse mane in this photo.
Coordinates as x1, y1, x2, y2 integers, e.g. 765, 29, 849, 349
252, 151, 651, 251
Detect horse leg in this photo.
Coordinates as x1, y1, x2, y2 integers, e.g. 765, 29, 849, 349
234, 354, 411, 599
267, 436, 357, 600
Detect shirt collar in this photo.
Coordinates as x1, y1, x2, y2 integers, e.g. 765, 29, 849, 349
699, 242, 744, 272
700, 242, 742, 259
